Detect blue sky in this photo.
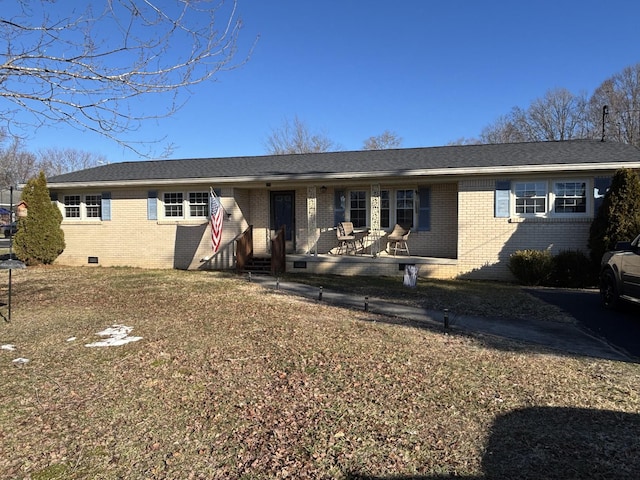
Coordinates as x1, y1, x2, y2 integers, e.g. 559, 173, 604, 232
14, 0, 640, 162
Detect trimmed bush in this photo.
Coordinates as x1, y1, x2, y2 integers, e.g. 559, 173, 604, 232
508, 249, 553, 286
13, 172, 65, 265
550, 250, 595, 288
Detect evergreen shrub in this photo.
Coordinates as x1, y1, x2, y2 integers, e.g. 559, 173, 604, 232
13, 172, 65, 265
508, 249, 553, 286
588, 168, 640, 266
549, 250, 594, 288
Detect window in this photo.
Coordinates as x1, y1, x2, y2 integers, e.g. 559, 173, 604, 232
162, 191, 210, 219
554, 181, 586, 213
396, 189, 414, 228
510, 180, 589, 217
514, 182, 547, 214
63, 195, 81, 218
341, 188, 419, 230
85, 194, 102, 218
62, 194, 107, 220
349, 191, 367, 228
164, 192, 183, 217
189, 192, 209, 217
380, 190, 390, 229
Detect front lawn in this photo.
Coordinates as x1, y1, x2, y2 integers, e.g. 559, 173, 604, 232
0, 267, 638, 479
282, 273, 576, 322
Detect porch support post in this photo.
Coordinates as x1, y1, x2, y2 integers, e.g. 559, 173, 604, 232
371, 184, 381, 256
307, 186, 317, 256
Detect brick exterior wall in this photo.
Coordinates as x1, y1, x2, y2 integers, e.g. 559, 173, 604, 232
247, 189, 270, 255
457, 178, 592, 280
411, 183, 457, 258
53, 177, 594, 281
54, 183, 461, 273
56, 186, 245, 270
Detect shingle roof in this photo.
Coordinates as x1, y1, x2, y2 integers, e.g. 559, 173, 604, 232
47, 140, 640, 187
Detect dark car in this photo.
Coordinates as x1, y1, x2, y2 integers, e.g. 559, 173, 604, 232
600, 234, 640, 308
2, 222, 17, 238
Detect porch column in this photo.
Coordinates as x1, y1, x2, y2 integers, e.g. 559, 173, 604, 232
307, 186, 317, 256
371, 184, 381, 255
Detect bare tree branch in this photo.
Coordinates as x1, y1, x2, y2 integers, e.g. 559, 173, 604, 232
590, 63, 640, 147
265, 116, 339, 155
475, 64, 640, 147
480, 88, 594, 144
362, 130, 402, 150
1, 0, 256, 156
37, 146, 108, 177
0, 129, 109, 188
0, 134, 38, 187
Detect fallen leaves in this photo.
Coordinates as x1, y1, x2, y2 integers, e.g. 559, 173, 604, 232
0, 267, 638, 479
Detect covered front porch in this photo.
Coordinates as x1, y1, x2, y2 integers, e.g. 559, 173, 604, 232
234, 224, 458, 279
230, 181, 459, 278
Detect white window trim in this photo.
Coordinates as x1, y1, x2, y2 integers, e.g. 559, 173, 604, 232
346, 187, 418, 230
84, 194, 102, 219
160, 190, 210, 220
380, 189, 391, 229
551, 180, 589, 216
513, 181, 547, 216
60, 194, 102, 221
394, 188, 416, 229
511, 179, 591, 218
345, 189, 369, 228
380, 188, 418, 230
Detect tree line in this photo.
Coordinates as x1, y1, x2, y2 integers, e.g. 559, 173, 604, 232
0, 133, 107, 189
264, 115, 403, 155
269, 62, 640, 153
451, 63, 640, 147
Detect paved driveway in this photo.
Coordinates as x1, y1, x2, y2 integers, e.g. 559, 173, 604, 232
526, 288, 640, 360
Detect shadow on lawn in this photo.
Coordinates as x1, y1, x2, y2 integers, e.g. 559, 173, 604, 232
348, 406, 640, 479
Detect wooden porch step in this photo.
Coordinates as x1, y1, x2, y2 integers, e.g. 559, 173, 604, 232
240, 257, 272, 274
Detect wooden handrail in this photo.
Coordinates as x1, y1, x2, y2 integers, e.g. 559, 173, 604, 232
235, 225, 253, 273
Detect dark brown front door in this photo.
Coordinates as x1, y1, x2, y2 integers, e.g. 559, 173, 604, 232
270, 191, 295, 251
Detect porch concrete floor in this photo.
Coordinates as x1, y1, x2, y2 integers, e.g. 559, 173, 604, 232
285, 252, 458, 278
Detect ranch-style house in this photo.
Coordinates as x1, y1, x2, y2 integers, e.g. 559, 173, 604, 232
45, 140, 640, 280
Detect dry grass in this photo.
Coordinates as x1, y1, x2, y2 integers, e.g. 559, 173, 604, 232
0, 266, 638, 479
282, 273, 576, 323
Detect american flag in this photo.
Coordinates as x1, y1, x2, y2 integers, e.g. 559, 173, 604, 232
209, 191, 224, 253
